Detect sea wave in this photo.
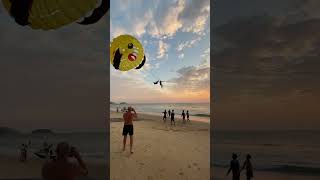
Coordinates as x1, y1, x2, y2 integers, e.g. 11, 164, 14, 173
262, 165, 320, 176
192, 114, 211, 117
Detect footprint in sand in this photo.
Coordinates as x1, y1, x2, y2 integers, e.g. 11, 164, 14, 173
139, 162, 145, 166
188, 165, 192, 168
179, 172, 184, 176
193, 162, 198, 167
197, 167, 201, 171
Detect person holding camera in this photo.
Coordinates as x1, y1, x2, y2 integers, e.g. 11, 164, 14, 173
122, 106, 137, 153
42, 142, 88, 180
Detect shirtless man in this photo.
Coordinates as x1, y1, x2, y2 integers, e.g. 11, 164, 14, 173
42, 142, 88, 180
123, 106, 137, 153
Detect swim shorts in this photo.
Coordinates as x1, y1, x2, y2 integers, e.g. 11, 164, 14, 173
122, 125, 134, 136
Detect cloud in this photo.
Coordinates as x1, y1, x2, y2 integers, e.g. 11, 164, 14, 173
157, 40, 170, 59
176, 36, 202, 52
213, 14, 320, 102
178, 53, 184, 59
112, 0, 210, 39
179, 0, 210, 34
169, 66, 210, 93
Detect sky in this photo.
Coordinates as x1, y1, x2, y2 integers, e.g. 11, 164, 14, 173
110, 0, 210, 103
0, 4, 109, 130
213, 0, 320, 130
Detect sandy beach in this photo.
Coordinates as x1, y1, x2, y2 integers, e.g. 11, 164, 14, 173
0, 155, 107, 180
212, 167, 320, 180
110, 111, 210, 180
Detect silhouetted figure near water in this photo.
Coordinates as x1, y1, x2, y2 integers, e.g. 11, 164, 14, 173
170, 110, 175, 126
168, 109, 171, 117
186, 110, 190, 122
226, 153, 240, 180
20, 143, 27, 162
162, 109, 167, 122
242, 154, 253, 180
181, 110, 186, 123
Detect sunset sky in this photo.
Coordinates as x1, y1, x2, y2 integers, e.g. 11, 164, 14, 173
213, 0, 320, 130
110, 0, 210, 103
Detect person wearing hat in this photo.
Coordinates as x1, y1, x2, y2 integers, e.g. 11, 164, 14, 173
242, 154, 253, 180
226, 153, 240, 180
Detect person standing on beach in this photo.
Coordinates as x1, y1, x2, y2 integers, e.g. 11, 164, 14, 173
162, 109, 167, 122
168, 109, 171, 117
181, 110, 186, 123
186, 110, 190, 122
20, 143, 27, 162
122, 106, 137, 153
241, 154, 253, 180
42, 142, 88, 180
226, 153, 240, 180
170, 110, 175, 126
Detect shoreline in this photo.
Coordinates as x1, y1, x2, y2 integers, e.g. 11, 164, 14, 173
110, 110, 210, 124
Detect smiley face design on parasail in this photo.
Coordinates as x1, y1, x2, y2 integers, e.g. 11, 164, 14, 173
110, 34, 146, 71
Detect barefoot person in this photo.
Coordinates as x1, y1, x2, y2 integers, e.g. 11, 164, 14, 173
122, 106, 137, 153
242, 154, 253, 180
181, 110, 186, 123
162, 109, 167, 122
186, 110, 190, 122
170, 110, 175, 126
226, 153, 240, 180
42, 142, 88, 180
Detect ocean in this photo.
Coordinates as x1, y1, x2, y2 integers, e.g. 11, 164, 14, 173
110, 103, 210, 123
212, 130, 320, 176
0, 130, 108, 162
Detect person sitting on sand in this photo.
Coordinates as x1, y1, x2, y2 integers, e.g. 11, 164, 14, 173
162, 109, 167, 122
42, 142, 88, 180
241, 154, 253, 180
226, 153, 240, 180
186, 110, 190, 122
181, 110, 186, 123
170, 110, 175, 126
122, 106, 137, 153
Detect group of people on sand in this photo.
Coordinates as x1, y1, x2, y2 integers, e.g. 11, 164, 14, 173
227, 153, 254, 180
162, 109, 190, 125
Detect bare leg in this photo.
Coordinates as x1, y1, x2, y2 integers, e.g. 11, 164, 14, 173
130, 135, 134, 153
123, 135, 127, 151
